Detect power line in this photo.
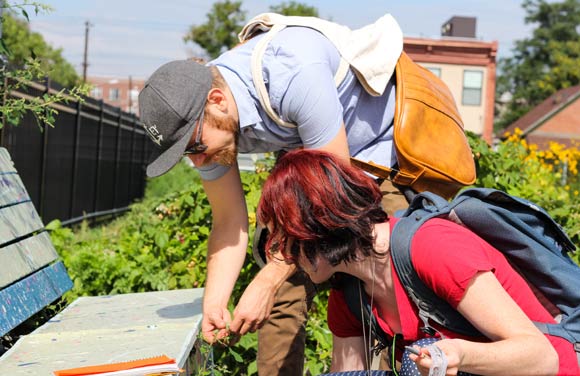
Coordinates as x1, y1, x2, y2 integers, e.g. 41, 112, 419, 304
31, 14, 196, 31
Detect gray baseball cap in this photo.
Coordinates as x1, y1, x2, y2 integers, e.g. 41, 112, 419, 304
139, 59, 212, 177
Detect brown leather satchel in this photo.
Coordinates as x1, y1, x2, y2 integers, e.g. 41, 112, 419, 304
351, 52, 476, 199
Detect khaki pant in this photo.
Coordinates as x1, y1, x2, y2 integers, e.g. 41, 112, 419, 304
257, 271, 316, 375
257, 180, 410, 375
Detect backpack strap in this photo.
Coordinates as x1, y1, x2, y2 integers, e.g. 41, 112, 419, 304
390, 191, 482, 337
250, 24, 295, 128
250, 24, 351, 128
534, 322, 580, 365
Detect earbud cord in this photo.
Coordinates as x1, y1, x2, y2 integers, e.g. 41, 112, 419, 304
368, 255, 376, 375
359, 256, 376, 375
358, 281, 369, 372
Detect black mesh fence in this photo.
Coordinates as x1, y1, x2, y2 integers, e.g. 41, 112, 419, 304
0, 78, 154, 224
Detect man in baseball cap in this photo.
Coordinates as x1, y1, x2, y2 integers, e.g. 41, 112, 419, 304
138, 15, 413, 375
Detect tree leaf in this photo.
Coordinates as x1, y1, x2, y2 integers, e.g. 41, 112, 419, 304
154, 232, 169, 249
0, 39, 11, 56
228, 347, 243, 363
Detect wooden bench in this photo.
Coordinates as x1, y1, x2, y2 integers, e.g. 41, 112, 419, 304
0, 147, 208, 375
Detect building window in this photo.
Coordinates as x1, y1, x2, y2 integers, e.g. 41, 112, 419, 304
91, 87, 102, 99
462, 70, 483, 106
427, 67, 441, 78
109, 88, 120, 101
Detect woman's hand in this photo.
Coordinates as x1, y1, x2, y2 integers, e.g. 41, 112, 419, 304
408, 339, 464, 376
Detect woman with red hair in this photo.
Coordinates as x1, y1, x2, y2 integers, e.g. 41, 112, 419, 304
257, 149, 577, 376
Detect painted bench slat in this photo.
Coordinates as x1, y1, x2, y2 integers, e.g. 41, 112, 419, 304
0, 288, 205, 375
0, 202, 45, 245
0, 148, 16, 174
0, 232, 59, 289
0, 173, 29, 208
0, 261, 73, 336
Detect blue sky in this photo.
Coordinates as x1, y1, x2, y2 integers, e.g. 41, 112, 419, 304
27, 0, 534, 79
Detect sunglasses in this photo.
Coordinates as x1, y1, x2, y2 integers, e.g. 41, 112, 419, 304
183, 108, 208, 155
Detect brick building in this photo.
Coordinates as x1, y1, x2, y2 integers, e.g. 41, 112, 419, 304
501, 85, 580, 149
87, 76, 146, 115
404, 16, 498, 143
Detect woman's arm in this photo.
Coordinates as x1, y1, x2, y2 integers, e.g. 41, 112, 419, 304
411, 271, 559, 376
330, 335, 367, 372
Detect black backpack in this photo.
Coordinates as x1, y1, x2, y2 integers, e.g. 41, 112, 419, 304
342, 188, 580, 362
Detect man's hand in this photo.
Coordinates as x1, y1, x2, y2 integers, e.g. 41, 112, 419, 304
230, 260, 297, 336
201, 306, 232, 344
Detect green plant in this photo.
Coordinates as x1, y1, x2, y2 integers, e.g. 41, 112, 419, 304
0, 1, 89, 129
304, 291, 332, 375
0, 58, 89, 128
195, 327, 257, 376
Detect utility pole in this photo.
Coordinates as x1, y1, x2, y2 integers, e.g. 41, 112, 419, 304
128, 75, 132, 113
82, 21, 91, 82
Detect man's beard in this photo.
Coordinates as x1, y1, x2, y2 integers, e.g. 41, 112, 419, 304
211, 145, 237, 166
206, 112, 240, 167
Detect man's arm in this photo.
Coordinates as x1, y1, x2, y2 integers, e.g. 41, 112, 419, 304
315, 121, 350, 162
201, 164, 249, 343
230, 257, 297, 335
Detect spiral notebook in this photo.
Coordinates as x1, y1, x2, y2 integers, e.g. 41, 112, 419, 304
53, 355, 182, 376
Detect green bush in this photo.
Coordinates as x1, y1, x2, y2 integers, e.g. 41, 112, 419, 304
50, 163, 211, 297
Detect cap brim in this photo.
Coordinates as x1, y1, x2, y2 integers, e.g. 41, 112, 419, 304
146, 122, 196, 177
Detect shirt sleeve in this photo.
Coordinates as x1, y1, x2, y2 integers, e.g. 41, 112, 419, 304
278, 62, 343, 149
410, 219, 496, 308
328, 288, 364, 338
196, 162, 230, 181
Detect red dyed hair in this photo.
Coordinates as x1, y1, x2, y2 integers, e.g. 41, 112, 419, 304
257, 149, 388, 267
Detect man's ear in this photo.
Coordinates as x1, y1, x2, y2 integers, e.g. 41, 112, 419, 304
207, 88, 227, 112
